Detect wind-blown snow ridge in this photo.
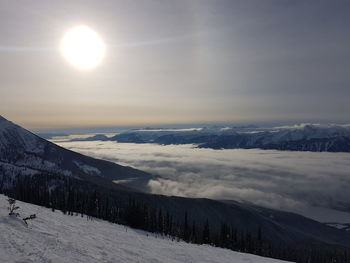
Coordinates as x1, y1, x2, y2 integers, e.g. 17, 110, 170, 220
0, 195, 292, 263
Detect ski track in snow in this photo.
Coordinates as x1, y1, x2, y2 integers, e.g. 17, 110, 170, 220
0, 195, 292, 263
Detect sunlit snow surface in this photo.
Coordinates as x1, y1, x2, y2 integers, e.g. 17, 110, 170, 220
0, 195, 292, 263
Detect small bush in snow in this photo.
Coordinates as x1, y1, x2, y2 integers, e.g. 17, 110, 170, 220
7, 197, 20, 217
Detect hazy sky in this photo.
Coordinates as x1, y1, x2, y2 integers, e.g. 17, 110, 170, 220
1, 0, 350, 129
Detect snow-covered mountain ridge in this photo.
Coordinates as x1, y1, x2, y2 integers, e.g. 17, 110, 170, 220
0, 115, 154, 191
0, 194, 292, 263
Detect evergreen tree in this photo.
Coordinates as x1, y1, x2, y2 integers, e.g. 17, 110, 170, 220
202, 219, 210, 244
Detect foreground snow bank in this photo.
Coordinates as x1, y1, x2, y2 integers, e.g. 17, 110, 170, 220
0, 195, 292, 263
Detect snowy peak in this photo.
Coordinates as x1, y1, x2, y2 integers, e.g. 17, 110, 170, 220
0, 115, 45, 155
0, 115, 14, 133
276, 124, 350, 139
0, 115, 154, 191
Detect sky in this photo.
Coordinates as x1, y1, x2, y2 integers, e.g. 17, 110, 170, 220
1, 0, 350, 130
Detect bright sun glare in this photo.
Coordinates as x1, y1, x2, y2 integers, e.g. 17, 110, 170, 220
60, 25, 106, 70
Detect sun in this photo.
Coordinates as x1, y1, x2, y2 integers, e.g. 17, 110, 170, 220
60, 25, 106, 70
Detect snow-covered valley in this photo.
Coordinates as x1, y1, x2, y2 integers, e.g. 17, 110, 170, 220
0, 195, 292, 263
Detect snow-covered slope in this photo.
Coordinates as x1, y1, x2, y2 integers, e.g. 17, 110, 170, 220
0, 115, 154, 191
0, 195, 292, 263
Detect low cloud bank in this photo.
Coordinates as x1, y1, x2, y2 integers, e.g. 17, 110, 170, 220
55, 140, 350, 221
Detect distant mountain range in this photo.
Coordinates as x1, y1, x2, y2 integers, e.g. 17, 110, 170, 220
1, 115, 350, 262
65, 124, 350, 152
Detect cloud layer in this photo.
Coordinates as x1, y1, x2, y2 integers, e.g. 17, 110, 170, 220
55, 140, 350, 222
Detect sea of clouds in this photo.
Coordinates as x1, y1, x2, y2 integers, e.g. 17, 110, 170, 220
54, 139, 350, 222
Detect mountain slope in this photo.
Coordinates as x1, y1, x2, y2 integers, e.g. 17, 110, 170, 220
1, 116, 350, 261
0, 195, 292, 263
3, 167, 350, 254
0, 115, 154, 191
